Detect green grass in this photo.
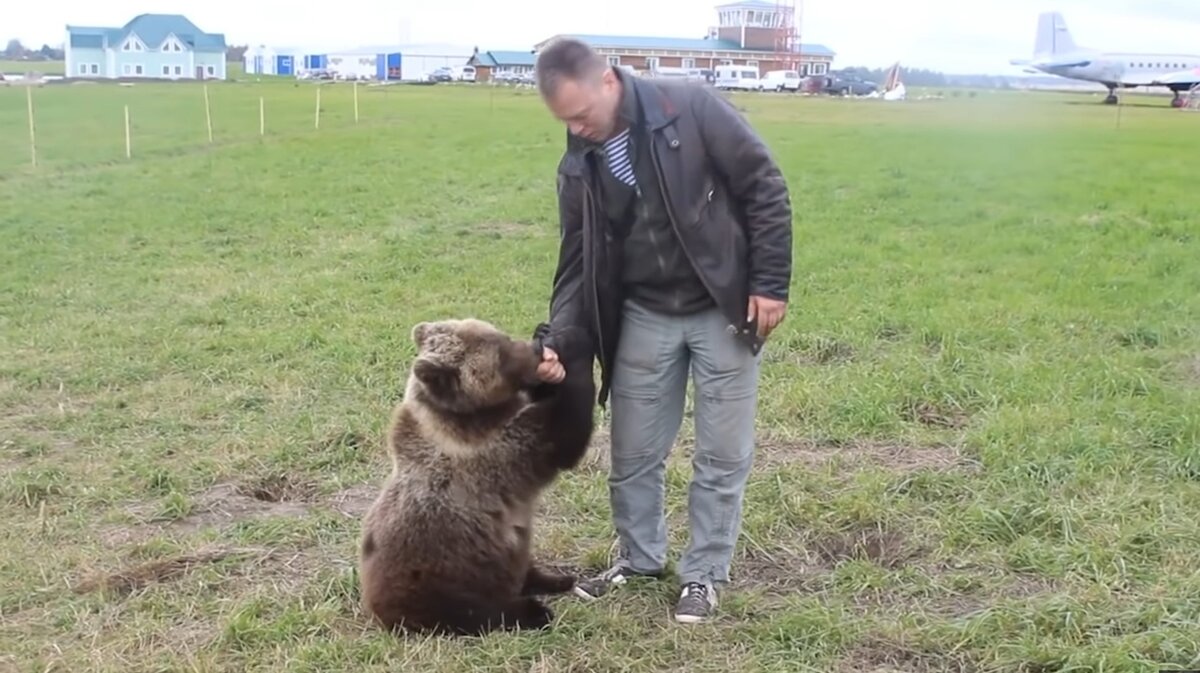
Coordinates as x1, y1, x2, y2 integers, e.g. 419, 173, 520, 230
2, 79, 1199, 673
0, 60, 64, 75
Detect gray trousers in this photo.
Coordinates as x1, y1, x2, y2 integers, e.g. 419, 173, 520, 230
607, 298, 761, 587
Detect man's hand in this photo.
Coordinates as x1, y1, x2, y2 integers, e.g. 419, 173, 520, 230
747, 295, 787, 339
536, 347, 566, 384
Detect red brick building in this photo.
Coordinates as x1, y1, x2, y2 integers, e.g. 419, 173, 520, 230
534, 0, 834, 77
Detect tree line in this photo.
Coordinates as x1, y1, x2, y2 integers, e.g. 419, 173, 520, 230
835, 65, 1018, 89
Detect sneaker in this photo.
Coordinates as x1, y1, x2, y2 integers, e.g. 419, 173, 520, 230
673, 581, 717, 624
572, 563, 660, 601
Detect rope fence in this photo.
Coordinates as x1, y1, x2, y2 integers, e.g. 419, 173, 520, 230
0, 79, 477, 175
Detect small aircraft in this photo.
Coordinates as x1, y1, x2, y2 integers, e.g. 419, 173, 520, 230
1010, 11, 1200, 107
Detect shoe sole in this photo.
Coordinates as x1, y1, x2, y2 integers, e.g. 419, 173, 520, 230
573, 586, 601, 601
674, 613, 706, 624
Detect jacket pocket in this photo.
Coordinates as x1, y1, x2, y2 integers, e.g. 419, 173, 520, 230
688, 176, 717, 228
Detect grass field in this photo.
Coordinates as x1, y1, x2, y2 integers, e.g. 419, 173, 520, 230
0, 60, 64, 76
2, 79, 1199, 673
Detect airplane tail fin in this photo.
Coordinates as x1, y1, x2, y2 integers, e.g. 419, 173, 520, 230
1034, 11, 1078, 57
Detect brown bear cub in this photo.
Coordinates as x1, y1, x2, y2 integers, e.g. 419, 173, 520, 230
358, 317, 596, 636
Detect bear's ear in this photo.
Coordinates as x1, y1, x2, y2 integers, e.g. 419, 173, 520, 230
412, 321, 441, 349
413, 358, 457, 392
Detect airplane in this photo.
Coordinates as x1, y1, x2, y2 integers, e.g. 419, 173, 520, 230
1010, 11, 1200, 107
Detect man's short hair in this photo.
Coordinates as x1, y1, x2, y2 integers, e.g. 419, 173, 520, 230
535, 38, 608, 97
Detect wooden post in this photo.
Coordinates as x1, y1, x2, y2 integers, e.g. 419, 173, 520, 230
26, 86, 37, 168
124, 105, 131, 158
315, 86, 321, 129
354, 81, 359, 123
203, 84, 213, 143
259, 96, 265, 136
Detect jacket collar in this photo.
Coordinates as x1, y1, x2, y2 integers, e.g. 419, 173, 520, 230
624, 69, 680, 131
561, 68, 680, 175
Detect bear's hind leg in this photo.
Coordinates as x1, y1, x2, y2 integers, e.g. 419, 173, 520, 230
521, 565, 575, 595
429, 593, 555, 635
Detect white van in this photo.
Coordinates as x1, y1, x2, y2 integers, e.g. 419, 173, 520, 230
458, 65, 476, 82
714, 65, 762, 91
761, 69, 802, 92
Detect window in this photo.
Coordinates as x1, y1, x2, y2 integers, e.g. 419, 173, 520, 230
746, 60, 759, 68
123, 64, 131, 75
174, 65, 182, 75
89, 63, 98, 75
79, 63, 87, 74
135, 64, 143, 75
163, 65, 171, 76
607, 55, 620, 66
206, 65, 215, 76
646, 56, 659, 71
720, 59, 733, 66
682, 58, 695, 69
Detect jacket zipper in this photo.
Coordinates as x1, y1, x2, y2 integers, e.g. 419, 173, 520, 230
581, 177, 609, 379
648, 134, 740, 339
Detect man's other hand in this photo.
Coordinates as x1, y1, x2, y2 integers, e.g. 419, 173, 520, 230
747, 295, 787, 339
536, 347, 566, 383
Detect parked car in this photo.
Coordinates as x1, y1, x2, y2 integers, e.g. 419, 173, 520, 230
761, 69, 802, 92
427, 67, 454, 83
714, 64, 763, 91
820, 73, 878, 96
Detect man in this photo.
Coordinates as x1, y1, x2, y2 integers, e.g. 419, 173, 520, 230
532, 38, 793, 624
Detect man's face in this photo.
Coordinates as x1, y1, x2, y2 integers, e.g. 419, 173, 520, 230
543, 68, 621, 142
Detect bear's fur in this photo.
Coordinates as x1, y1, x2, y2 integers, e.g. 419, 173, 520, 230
358, 317, 596, 636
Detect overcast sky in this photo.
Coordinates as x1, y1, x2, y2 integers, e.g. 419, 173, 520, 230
9, 0, 1200, 74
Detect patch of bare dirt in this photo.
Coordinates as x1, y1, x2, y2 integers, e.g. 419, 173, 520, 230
100, 480, 315, 548
814, 526, 921, 570
578, 426, 611, 473
732, 547, 825, 595
902, 400, 969, 429
836, 635, 977, 673
733, 526, 924, 593
237, 472, 319, 504
165, 482, 310, 530
329, 483, 379, 519
754, 437, 976, 474
72, 545, 271, 596
1179, 354, 1200, 386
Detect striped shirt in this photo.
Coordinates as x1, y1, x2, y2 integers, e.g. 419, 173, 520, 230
602, 127, 637, 188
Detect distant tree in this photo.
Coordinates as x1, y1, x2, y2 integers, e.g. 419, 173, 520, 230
226, 45, 247, 63
5, 38, 26, 59
37, 44, 63, 60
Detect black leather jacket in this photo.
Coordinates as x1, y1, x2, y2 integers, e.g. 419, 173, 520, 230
542, 72, 793, 407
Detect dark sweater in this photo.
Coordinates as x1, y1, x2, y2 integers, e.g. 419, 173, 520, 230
593, 74, 714, 316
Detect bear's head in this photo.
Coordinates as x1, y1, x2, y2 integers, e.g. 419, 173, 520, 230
406, 318, 542, 415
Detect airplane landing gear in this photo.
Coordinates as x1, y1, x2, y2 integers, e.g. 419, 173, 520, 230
1104, 87, 1119, 105
1170, 92, 1184, 108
